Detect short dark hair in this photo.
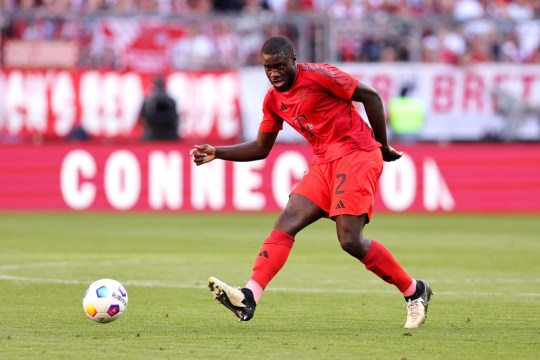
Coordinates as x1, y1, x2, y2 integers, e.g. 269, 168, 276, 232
261, 36, 295, 57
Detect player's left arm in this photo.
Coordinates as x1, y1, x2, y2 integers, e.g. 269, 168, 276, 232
351, 81, 402, 162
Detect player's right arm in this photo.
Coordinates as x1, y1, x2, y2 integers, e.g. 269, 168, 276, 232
352, 81, 402, 162
190, 130, 279, 166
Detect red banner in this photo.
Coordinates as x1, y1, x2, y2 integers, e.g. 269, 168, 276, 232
0, 69, 242, 142
1, 143, 539, 212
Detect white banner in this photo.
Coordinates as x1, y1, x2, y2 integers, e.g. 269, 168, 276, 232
240, 63, 540, 142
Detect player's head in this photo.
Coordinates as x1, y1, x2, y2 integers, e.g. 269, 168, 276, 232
261, 36, 297, 92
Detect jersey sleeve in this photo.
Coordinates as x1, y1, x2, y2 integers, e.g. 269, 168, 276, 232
259, 91, 283, 133
312, 64, 358, 101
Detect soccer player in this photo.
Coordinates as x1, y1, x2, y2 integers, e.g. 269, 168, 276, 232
190, 36, 432, 328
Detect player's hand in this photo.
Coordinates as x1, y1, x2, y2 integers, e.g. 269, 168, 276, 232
380, 145, 403, 162
190, 144, 216, 166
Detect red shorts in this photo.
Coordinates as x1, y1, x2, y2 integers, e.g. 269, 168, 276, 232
291, 148, 383, 219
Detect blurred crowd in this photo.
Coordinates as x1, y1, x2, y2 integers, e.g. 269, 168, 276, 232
1, 0, 539, 67
330, 0, 540, 65
1, 0, 539, 17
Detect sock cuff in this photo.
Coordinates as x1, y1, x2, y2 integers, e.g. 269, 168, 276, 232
264, 230, 295, 248
360, 239, 381, 265
246, 279, 265, 299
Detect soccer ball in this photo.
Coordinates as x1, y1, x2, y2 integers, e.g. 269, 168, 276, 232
83, 278, 128, 323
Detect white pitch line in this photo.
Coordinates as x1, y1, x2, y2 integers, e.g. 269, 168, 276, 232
0, 275, 199, 288
269, 286, 540, 298
1, 261, 539, 285
0, 258, 186, 271
1, 260, 539, 297
0, 274, 84, 285
1, 274, 539, 298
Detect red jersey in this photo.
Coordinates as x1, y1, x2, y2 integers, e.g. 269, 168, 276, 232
259, 63, 381, 163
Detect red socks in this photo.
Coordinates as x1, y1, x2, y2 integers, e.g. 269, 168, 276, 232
360, 240, 413, 294
250, 230, 295, 289
249, 233, 413, 298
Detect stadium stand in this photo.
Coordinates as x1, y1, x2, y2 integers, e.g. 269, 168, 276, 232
1, 0, 539, 67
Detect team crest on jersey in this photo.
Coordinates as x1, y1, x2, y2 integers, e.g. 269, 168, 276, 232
297, 87, 309, 102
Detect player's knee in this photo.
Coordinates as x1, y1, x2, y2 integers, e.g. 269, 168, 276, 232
338, 236, 358, 256
338, 233, 370, 259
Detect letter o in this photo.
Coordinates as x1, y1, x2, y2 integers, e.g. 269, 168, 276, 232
380, 154, 416, 212
104, 150, 141, 210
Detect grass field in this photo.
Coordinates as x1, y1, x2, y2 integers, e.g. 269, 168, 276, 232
0, 212, 539, 360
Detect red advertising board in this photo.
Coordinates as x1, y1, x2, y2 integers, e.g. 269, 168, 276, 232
1, 143, 539, 213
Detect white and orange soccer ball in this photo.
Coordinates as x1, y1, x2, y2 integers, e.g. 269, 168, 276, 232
83, 279, 128, 323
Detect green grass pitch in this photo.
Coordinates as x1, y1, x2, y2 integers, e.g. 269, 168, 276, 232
0, 212, 539, 359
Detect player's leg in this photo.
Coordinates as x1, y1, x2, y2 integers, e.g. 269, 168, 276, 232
250, 193, 327, 291
334, 214, 432, 328
329, 149, 432, 328
335, 214, 414, 293
209, 193, 326, 321
243, 162, 328, 299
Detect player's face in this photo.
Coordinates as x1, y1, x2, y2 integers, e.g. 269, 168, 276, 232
262, 52, 297, 92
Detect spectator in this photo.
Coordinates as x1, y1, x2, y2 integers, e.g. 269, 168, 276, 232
500, 31, 522, 63
83, 0, 108, 12
67, 126, 90, 142
17, 0, 36, 11
286, 0, 314, 12
388, 83, 426, 143
506, 0, 535, 20
436, 25, 467, 64
112, 0, 136, 13
137, 0, 159, 13
41, 0, 72, 13
266, 0, 287, 14
140, 77, 180, 141
328, 0, 366, 19
1, 0, 15, 11
213, 20, 241, 68
182, 0, 213, 13
213, 0, 243, 11
170, 23, 217, 69
242, 0, 270, 13
453, 0, 485, 21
